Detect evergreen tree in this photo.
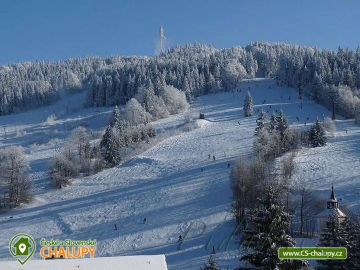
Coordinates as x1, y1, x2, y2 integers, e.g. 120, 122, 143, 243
276, 110, 289, 138
100, 126, 121, 166
201, 255, 220, 270
244, 91, 254, 117
317, 216, 360, 270
240, 185, 308, 270
309, 120, 327, 147
116, 119, 131, 146
255, 110, 267, 136
109, 106, 122, 127
317, 216, 346, 270
276, 110, 291, 152
268, 113, 277, 133
312, 71, 323, 102
340, 217, 360, 270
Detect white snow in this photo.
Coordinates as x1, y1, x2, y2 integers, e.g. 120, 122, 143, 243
0, 255, 168, 270
0, 78, 358, 269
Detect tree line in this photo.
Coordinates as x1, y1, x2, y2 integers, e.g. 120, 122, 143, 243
50, 84, 188, 188
230, 106, 332, 269
1, 43, 360, 120
0, 146, 31, 209
49, 109, 156, 188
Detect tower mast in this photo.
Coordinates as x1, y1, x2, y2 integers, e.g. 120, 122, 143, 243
159, 26, 165, 54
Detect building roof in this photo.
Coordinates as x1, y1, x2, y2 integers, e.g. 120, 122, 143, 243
317, 207, 347, 218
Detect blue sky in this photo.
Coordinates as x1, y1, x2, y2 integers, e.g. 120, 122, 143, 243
0, 0, 359, 64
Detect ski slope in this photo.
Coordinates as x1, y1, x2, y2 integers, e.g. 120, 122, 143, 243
0, 78, 359, 269
0, 255, 168, 270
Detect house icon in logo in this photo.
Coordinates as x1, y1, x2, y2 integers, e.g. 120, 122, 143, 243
13, 237, 32, 256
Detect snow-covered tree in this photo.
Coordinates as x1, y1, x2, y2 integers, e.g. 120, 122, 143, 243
100, 125, 121, 166
276, 110, 288, 136
160, 85, 189, 115
0, 146, 31, 207
201, 255, 220, 270
268, 113, 277, 133
240, 185, 309, 269
222, 59, 248, 90
231, 158, 266, 225
136, 85, 169, 120
69, 127, 92, 175
309, 120, 327, 147
323, 117, 336, 134
109, 106, 122, 127
312, 71, 323, 102
124, 98, 151, 125
253, 127, 272, 158
356, 110, 360, 125
255, 110, 267, 136
337, 85, 360, 118
243, 91, 254, 117
342, 217, 360, 269
50, 147, 80, 188
276, 110, 291, 152
1, 42, 360, 121
254, 110, 296, 160
317, 216, 360, 269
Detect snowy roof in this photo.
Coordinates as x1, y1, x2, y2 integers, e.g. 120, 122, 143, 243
316, 207, 347, 218
0, 255, 168, 270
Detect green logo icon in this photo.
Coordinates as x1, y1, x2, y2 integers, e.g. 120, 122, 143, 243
9, 234, 36, 265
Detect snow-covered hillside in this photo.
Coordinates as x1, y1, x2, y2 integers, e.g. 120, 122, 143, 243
0, 255, 168, 270
0, 79, 359, 269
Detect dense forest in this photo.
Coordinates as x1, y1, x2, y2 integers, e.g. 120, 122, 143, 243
1, 42, 360, 118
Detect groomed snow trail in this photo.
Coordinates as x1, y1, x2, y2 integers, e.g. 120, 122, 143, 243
0, 79, 358, 269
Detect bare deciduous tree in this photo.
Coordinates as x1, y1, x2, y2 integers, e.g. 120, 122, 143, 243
231, 157, 267, 226
0, 146, 31, 207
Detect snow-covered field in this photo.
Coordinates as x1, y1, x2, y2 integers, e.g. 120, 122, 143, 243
0, 255, 168, 270
0, 78, 359, 269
